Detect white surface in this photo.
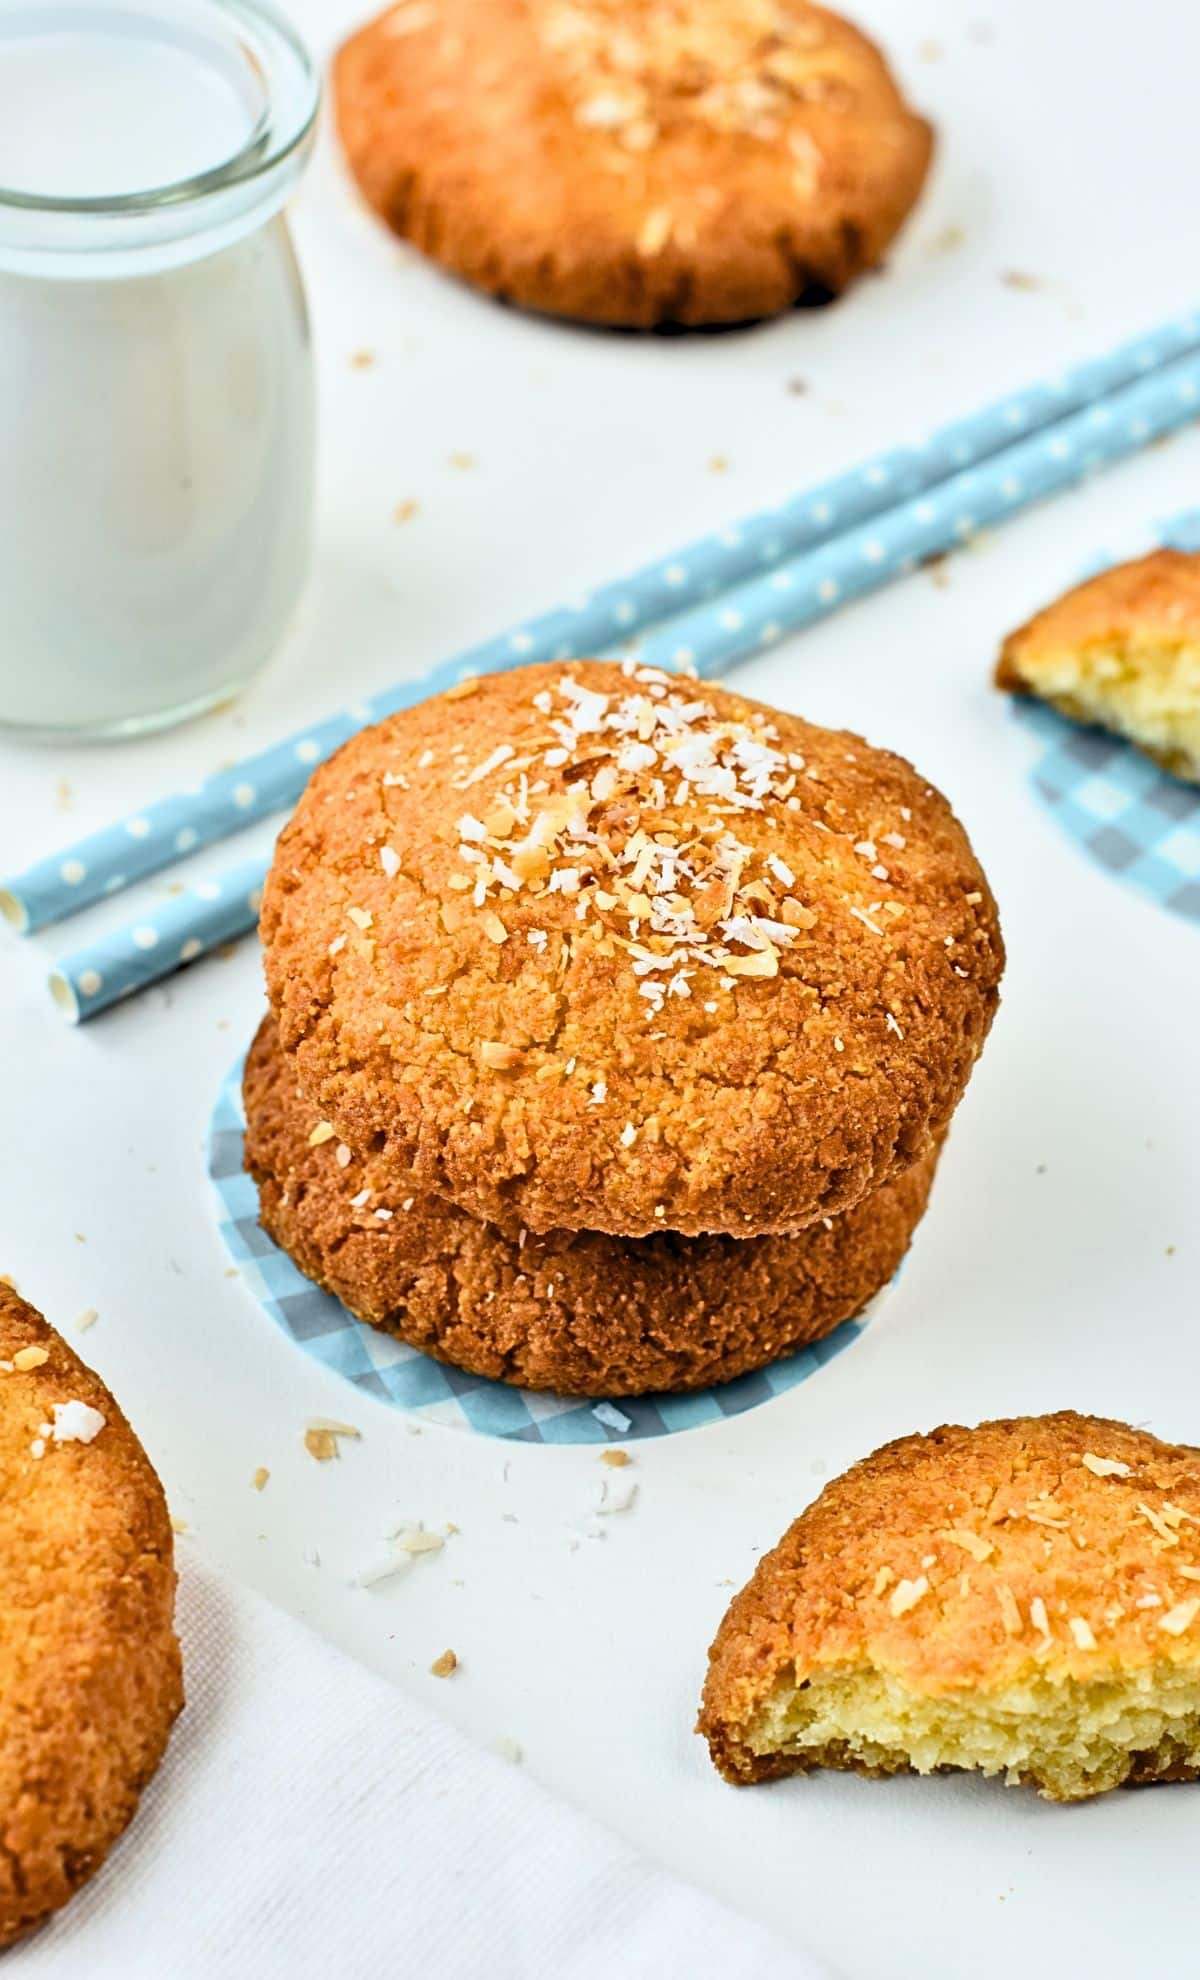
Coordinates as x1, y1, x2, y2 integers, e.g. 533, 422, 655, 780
1, 1, 1199, 1974
20, 1556, 817, 1980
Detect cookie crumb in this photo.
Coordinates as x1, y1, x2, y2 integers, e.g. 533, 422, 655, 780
252, 1466, 270, 1491
430, 1649, 458, 1678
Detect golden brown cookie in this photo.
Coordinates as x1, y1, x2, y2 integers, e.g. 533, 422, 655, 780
996, 548, 1200, 785
333, 0, 933, 327
0, 1284, 182, 1946
699, 1413, 1200, 1801
261, 661, 1002, 1240
243, 1013, 940, 1395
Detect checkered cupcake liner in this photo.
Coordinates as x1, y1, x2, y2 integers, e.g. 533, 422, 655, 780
1012, 507, 1200, 928
208, 1051, 887, 1445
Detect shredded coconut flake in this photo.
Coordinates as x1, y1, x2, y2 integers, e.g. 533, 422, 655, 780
889, 1576, 929, 1618
1159, 1598, 1200, 1636
50, 1399, 106, 1444
1082, 1452, 1132, 1479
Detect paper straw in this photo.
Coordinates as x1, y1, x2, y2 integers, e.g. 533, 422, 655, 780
52, 354, 1200, 1023
49, 858, 268, 1023
5, 305, 1200, 939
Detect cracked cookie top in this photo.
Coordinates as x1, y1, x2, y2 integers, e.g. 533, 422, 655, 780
260, 660, 1002, 1237
333, 0, 933, 326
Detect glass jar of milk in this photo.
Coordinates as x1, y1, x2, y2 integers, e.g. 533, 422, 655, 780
0, 0, 319, 738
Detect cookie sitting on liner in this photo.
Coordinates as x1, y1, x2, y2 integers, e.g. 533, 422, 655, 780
333, 0, 933, 328
243, 1013, 941, 1396
996, 547, 1200, 785
261, 660, 1003, 1240
699, 1413, 1200, 1801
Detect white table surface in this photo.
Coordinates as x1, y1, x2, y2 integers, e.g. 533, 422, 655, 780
3, 1, 1199, 1973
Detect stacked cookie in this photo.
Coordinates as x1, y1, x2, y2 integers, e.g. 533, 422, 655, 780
248, 662, 1003, 1395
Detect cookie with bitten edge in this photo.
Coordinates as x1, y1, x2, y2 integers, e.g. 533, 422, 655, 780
996, 547, 1200, 785
0, 1283, 182, 1946
333, 0, 933, 329
699, 1412, 1200, 1801
261, 660, 1002, 1240
243, 1012, 941, 1395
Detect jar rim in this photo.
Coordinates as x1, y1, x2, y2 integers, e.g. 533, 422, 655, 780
0, 0, 319, 271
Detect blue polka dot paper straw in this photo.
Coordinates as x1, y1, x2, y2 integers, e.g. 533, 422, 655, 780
49, 857, 269, 1022
5, 306, 1200, 941
632, 345, 1200, 679
48, 343, 1200, 1019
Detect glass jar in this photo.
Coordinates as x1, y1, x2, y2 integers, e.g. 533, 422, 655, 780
0, 0, 319, 739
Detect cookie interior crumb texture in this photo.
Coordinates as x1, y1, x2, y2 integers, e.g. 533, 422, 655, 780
996, 548, 1200, 785
699, 1413, 1200, 1801
243, 1014, 942, 1396
333, 0, 933, 327
0, 1285, 182, 1946
261, 661, 1003, 1240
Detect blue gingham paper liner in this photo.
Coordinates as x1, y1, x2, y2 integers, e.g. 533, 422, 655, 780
208, 1053, 883, 1444
1011, 506, 1200, 928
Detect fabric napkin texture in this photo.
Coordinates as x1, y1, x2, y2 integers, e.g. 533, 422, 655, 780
15, 1556, 825, 1980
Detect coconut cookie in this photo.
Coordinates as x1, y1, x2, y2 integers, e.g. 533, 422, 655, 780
333, 0, 933, 328
261, 661, 1002, 1240
0, 1284, 182, 1946
243, 1014, 940, 1395
699, 1412, 1200, 1802
996, 549, 1200, 785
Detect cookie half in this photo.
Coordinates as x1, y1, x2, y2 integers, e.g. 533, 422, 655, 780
699, 1412, 1200, 1801
261, 661, 1002, 1240
0, 1285, 182, 1946
996, 548, 1200, 785
334, 0, 933, 327
243, 1014, 939, 1396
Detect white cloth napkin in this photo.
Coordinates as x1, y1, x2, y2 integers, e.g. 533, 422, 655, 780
16, 1558, 824, 1979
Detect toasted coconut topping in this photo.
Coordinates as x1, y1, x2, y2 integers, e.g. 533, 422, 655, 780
889, 1575, 929, 1618
1159, 1598, 1200, 1637
1138, 1501, 1180, 1548
1082, 1452, 1133, 1479
434, 669, 914, 1019
939, 1528, 995, 1563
